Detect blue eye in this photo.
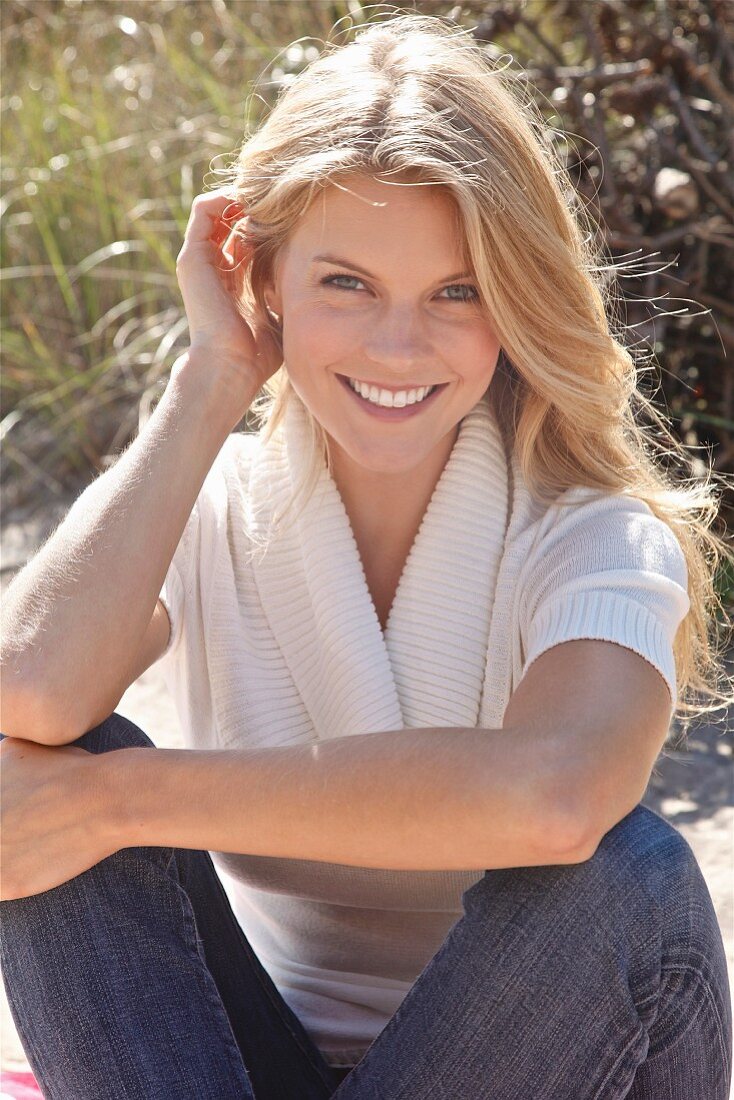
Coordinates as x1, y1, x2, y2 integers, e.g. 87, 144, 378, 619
439, 283, 479, 302
320, 273, 479, 301
322, 274, 363, 290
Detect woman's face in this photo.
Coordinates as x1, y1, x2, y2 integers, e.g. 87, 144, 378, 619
264, 172, 501, 476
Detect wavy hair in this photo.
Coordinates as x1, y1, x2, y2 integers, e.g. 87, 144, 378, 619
213, 9, 734, 733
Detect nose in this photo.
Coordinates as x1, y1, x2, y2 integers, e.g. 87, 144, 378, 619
362, 305, 433, 369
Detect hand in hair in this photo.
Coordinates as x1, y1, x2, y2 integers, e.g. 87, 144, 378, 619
174, 187, 283, 394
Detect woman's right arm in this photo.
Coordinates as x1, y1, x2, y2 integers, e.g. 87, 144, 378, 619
0, 354, 260, 745
1, 187, 282, 745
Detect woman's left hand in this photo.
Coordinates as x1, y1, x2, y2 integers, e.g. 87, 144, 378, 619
0, 736, 122, 902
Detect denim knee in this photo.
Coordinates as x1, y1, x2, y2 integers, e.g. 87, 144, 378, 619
462, 803, 730, 1041
0, 713, 173, 923
465, 803, 716, 939
0, 711, 155, 754
71, 711, 157, 755
590, 803, 720, 942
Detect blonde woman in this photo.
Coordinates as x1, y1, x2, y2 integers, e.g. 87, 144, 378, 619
1, 13, 731, 1099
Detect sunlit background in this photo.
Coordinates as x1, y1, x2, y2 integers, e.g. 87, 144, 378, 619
3, 2, 732, 612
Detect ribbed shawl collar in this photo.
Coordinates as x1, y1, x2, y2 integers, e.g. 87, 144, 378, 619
246, 389, 522, 743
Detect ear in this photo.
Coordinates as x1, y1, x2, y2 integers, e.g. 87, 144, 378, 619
262, 252, 284, 320
262, 287, 281, 323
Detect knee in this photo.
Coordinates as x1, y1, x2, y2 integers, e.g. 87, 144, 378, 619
0, 712, 155, 753
602, 804, 727, 968
71, 712, 157, 754
563, 804, 708, 930
593, 803, 701, 908
464, 804, 698, 931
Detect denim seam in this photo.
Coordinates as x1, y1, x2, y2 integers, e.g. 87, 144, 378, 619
172, 875, 254, 1094
591, 963, 731, 1097
590, 1025, 649, 1100
649, 962, 730, 1061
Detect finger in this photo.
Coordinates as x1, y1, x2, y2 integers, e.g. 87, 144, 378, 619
209, 211, 245, 246
183, 191, 247, 248
221, 230, 236, 264
179, 225, 248, 278
221, 198, 246, 225
212, 225, 252, 273
206, 213, 252, 265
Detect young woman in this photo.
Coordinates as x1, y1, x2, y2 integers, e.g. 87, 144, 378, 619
1, 13, 731, 1099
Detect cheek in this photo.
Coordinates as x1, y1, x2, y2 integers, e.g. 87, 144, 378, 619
285, 304, 359, 365
447, 324, 501, 370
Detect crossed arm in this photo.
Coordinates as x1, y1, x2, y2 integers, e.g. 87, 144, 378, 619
104, 639, 672, 871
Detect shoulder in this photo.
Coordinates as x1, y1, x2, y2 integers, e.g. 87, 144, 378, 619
200, 430, 260, 492
511, 486, 690, 716
540, 487, 686, 576
179, 431, 262, 535
218, 429, 260, 469
517, 485, 689, 614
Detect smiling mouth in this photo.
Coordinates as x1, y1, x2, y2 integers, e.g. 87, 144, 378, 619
337, 374, 449, 408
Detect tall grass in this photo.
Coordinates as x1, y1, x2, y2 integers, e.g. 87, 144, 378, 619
2, 0, 422, 511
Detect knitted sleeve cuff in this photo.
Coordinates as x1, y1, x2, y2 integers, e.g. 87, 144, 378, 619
524, 588, 678, 715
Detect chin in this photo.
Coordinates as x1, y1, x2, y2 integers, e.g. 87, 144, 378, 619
335, 436, 438, 474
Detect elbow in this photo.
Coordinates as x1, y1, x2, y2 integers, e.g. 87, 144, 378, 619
0, 678, 85, 746
547, 820, 598, 865
522, 746, 601, 865
538, 790, 599, 865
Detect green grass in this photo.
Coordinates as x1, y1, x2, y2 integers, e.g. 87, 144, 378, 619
2, 0, 392, 506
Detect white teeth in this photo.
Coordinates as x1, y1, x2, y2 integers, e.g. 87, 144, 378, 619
346, 378, 437, 408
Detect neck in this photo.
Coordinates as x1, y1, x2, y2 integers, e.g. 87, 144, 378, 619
326, 423, 460, 554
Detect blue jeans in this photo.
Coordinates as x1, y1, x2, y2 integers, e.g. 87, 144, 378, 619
0, 712, 731, 1098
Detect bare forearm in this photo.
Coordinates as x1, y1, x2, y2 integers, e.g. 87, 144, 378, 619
0, 351, 254, 740
110, 725, 587, 871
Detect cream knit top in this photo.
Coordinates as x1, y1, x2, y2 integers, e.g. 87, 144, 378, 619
156, 386, 690, 1068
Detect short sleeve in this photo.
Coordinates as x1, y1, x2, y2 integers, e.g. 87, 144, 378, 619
518, 492, 691, 713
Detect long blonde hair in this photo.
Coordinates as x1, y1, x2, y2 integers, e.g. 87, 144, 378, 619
214, 11, 734, 732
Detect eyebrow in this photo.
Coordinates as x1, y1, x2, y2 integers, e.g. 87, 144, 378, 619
311, 254, 473, 284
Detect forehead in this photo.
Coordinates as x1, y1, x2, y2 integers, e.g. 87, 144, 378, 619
283, 173, 465, 264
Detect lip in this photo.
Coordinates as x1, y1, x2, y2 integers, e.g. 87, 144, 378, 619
337, 374, 449, 419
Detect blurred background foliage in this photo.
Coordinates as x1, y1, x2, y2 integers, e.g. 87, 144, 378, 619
1, 0, 732, 597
